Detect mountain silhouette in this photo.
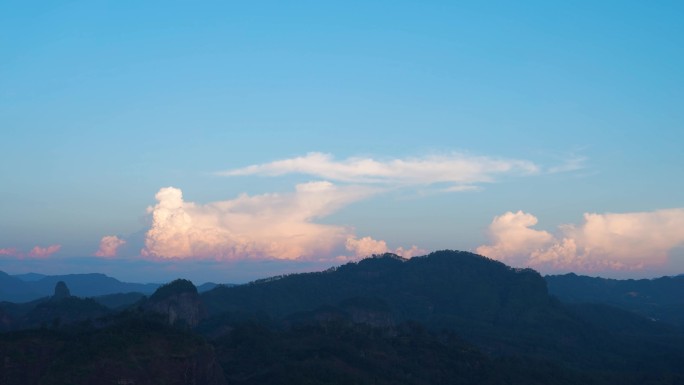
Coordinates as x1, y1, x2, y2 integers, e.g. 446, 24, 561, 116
1, 250, 683, 384
546, 273, 684, 327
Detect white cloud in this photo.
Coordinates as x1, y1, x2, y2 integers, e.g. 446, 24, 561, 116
475, 211, 555, 267
345, 236, 428, 259
141, 183, 372, 260
345, 236, 389, 257
141, 184, 425, 261
95, 236, 126, 257
219, 152, 539, 190
477, 209, 684, 272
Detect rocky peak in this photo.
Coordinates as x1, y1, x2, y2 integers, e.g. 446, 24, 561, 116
144, 279, 206, 327
53, 281, 71, 300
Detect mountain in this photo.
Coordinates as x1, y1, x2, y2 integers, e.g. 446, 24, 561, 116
0, 313, 226, 385
546, 273, 684, 327
1, 271, 235, 303
198, 282, 236, 292
1, 250, 683, 384
201, 250, 684, 375
25, 273, 161, 298
0, 271, 39, 303
12, 273, 47, 282
92, 292, 146, 310
142, 279, 207, 327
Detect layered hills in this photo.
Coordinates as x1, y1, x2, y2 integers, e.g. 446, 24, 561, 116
0, 250, 682, 384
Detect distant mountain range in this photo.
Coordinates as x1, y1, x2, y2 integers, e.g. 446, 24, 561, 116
546, 273, 684, 327
0, 271, 228, 303
1, 251, 683, 384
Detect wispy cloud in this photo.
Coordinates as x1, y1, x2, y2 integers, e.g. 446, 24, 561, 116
477, 208, 684, 272
95, 236, 126, 257
547, 156, 587, 174
141, 184, 419, 261
218, 152, 540, 189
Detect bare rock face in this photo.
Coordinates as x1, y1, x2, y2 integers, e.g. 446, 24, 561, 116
144, 279, 207, 327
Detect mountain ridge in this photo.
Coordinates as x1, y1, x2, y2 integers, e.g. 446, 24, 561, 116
1, 250, 683, 384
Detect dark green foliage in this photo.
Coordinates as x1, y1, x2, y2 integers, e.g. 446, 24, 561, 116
201, 251, 684, 380
212, 317, 597, 385
0, 312, 226, 385
20, 296, 110, 331
149, 278, 197, 302
2, 251, 684, 384
92, 292, 146, 310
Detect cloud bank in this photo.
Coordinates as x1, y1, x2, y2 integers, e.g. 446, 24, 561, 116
0, 245, 62, 259
0, 248, 18, 256
477, 209, 684, 272
219, 152, 540, 190
95, 236, 126, 257
141, 183, 419, 261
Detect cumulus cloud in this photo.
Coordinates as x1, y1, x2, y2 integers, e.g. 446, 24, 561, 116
27, 244, 61, 259
477, 209, 684, 272
142, 183, 381, 260
219, 152, 539, 189
345, 236, 389, 257
476, 211, 555, 266
95, 236, 126, 257
345, 236, 428, 259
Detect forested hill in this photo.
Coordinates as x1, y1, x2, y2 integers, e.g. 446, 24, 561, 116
202, 250, 549, 324
546, 273, 684, 327
201, 250, 684, 370
2, 251, 683, 384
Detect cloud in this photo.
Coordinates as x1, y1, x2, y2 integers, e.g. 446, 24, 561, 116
0, 248, 18, 256
476, 211, 555, 266
95, 236, 126, 257
142, 183, 383, 260
345, 236, 428, 259
476, 209, 684, 272
0, 246, 61, 259
27, 244, 61, 259
219, 152, 540, 190
547, 156, 587, 174
345, 236, 389, 257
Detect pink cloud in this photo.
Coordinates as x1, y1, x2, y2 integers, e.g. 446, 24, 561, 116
0, 248, 18, 256
140, 185, 423, 262
95, 236, 126, 257
477, 208, 684, 272
476, 211, 555, 267
345, 236, 427, 259
345, 236, 389, 257
141, 184, 375, 260
27, 244, 61, 259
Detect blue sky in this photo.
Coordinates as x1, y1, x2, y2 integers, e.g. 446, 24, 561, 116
1, 1, 683, 283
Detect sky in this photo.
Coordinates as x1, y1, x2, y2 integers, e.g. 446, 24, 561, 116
1, 1, 683, 283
